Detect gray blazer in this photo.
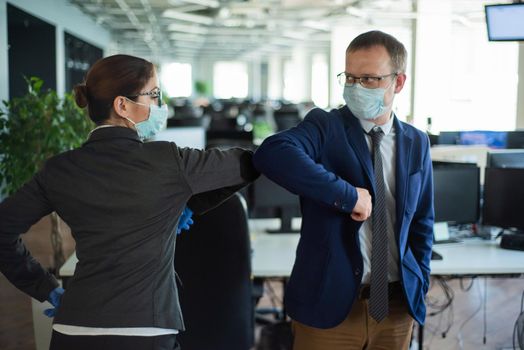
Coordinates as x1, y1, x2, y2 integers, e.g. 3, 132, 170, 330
0, 126, 258, 330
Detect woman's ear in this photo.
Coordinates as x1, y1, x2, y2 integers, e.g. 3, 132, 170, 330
113, 96, 129, 118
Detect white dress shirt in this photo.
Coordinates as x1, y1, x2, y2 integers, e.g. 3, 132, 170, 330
357, 115, 400, 284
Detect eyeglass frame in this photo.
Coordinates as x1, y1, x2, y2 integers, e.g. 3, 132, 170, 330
125, 87, 162, 107
336, 72, 398, 89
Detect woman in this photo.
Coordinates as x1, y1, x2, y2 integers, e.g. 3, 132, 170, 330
0, 54, 258, 350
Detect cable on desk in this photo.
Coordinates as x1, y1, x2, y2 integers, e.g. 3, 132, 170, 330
512, 290, 524, 350
426, 277, 454, 338
459, 276, 476, 292
483, 277, 487, 344
456, 278, 483, 348
427, 277, 454, 316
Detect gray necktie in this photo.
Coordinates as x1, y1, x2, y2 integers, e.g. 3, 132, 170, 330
368, 127, 389, 323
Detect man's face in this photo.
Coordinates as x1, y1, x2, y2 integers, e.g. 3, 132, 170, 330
345, 45, 406, 119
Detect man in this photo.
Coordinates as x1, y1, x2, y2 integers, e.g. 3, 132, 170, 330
253, 30, 434, 349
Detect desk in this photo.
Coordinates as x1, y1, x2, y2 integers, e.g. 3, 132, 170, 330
430, 239, 524, 275
59, 218, 303, 279
60, 234, 524, 280
59, 230, 524, 350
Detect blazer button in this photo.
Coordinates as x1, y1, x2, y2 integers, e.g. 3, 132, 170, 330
354, 268, 361, 275
334, 201, 339, 206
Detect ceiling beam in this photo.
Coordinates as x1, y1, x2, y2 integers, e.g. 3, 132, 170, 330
162, 9, 215, 25
179, 0, 220, 9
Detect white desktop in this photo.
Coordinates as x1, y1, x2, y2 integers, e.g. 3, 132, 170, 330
154, 126, 206, 149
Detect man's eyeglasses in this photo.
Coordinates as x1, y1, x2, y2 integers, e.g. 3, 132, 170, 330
126, 87, 162, 107
337, 72, 397, 89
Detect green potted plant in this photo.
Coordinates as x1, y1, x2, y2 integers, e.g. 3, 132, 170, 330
0, 77, 94, 274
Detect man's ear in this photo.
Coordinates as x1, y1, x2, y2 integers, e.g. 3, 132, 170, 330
394, 73, 407, 94
113, 96, 129, 118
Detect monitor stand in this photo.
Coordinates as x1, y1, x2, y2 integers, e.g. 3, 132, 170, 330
431, 250, 443, 260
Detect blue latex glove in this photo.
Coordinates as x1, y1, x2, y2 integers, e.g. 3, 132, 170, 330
44, 287, 64, 318
176, 206, 194, 235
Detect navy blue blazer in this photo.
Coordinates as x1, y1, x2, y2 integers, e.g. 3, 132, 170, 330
253, 106, 434, 327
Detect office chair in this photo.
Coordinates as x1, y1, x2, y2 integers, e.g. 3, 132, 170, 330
175, 193, 254, 350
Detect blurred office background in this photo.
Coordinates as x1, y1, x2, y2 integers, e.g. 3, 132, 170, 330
1, 1, 524, 350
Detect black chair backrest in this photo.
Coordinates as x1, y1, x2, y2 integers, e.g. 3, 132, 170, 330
175, 193, 254, 350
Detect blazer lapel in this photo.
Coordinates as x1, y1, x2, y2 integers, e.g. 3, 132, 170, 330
394, 116, 413, 234
341, 107, 374, 187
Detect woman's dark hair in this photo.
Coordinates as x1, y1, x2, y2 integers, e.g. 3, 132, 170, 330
73, 54, 155, 124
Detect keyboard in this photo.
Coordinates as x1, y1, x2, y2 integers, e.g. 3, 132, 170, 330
434, 237, 462, 244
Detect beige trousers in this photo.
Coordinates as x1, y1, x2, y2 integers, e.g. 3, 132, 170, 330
292, 296, 414, 350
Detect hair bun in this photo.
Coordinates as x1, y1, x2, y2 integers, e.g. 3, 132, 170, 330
73, 84, 89, 108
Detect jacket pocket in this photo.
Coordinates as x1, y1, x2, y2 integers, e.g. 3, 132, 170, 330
286, 246, 330, 304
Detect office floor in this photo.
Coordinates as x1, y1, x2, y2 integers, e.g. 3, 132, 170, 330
0, 216, 523, 350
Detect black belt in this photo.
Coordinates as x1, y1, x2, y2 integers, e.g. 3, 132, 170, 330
358, 281, 403, 300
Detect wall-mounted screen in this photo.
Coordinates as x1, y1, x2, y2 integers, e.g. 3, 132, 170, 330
485, 3, 524, 41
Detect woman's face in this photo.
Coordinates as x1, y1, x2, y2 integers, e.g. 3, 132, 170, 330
127, 71, 161, 123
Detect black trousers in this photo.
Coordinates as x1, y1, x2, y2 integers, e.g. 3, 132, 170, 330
49, 331, 181, 350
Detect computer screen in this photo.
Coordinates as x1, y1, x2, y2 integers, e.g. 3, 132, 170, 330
485, 3, 524, 41
483, 168, 524, 230
486, 150, 524, 168
458, 131, 507, 149
437, 131, 460, 145
506, 131, 524, 149
250, 174, 301, 233
432, 162, 480, 224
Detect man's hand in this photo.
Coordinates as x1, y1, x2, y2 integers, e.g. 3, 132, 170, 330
351, 187, 372, 221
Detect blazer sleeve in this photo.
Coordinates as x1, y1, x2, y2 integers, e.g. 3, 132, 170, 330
408, 135, 434, 292
174, 146, 259, 214
252, 108, 358, 213
0, 170, 60, 302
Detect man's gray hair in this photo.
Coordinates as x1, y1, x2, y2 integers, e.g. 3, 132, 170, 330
346, 30, 407, 73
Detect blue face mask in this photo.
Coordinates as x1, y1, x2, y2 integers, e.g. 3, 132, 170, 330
343, 85, 389, 121
124, 100, 168, 141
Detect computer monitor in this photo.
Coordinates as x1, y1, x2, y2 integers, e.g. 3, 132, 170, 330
432, 162, 480, 225
506, 131, 524, 149
273, 103, 301, 131
250, 175, 301, 233
486, 150, 524, 168
458, 131, 507, 149
485, 3, 524, 42
437, 131, 460, 145
483, 168, 524, 231
205, 130, 254, 150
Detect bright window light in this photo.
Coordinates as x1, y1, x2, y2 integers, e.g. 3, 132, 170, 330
311, 54, 329, 108
283, 60, 296, 102
213, 61, 248, 99
160, 62, 192, 97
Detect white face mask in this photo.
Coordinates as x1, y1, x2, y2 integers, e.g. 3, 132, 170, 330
343, 84, 390, 121
124, 99, 168, 140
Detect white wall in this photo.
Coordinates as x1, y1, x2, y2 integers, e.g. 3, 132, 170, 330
0, 0, 111, 100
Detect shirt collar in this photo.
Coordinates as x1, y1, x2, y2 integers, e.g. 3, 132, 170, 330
84, 125, 142, 145
358, 113, 395, 136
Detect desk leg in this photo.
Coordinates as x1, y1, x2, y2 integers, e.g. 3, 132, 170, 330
418, 323, 424, 350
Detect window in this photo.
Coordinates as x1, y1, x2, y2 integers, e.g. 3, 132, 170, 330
311, 53, 329, 108
213, 61, 248, 99
160, 62, 192, 98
